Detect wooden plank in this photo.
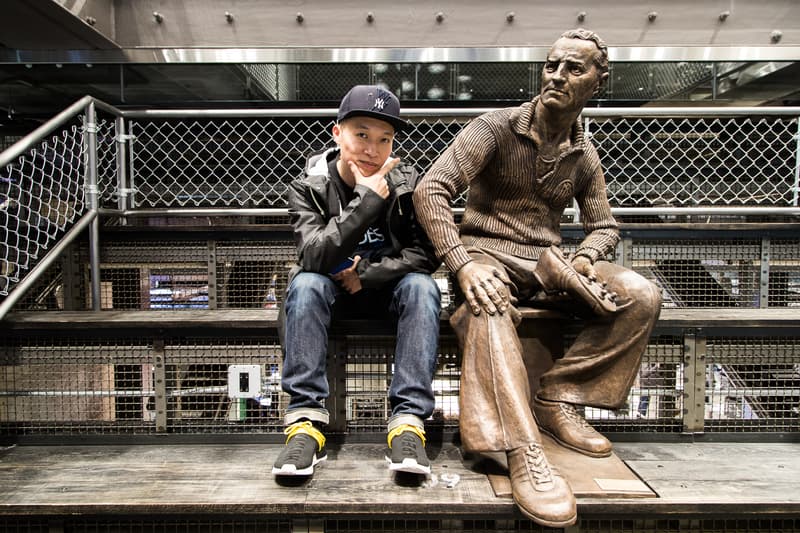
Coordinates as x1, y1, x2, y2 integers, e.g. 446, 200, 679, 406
4, 307, 798, 331
0, 309, 282, 330
615, 442, 800, 503
1, 442, 799, 517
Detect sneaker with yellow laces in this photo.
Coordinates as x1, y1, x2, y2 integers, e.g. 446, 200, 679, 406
385, 424, 430, 474
272, 420, 327, 476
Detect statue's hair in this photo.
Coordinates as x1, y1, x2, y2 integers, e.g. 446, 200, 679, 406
560, 28, 609, 76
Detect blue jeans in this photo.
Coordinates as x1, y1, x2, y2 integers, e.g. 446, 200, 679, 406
281, 271, 441, 429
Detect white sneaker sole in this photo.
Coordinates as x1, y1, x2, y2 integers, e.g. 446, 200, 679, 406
385, 456, 431, 475
272, 454, 326, 476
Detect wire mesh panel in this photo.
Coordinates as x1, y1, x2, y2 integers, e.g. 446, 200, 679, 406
96, 239, 209, 310
3, 517, 800, 533
326, 518, 800, 533
96, 114, 120, 208
0, 335, 287, 436
334, 337, 462, 433
215, 240, 296, 309
126, 111, 800, 211
769, 239, 800, 307
587, 335, 685, 434
630, 240, 761, 308
704, 337, 800, 432
0, 338, 154, 435
163, 337, 285, 433
129, 117, 332, 208
54, 518, 292, 533
591, 115, 799, 207
1, 120, 87, 297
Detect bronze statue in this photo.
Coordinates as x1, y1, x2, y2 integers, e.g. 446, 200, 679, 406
414, 29, 662, 527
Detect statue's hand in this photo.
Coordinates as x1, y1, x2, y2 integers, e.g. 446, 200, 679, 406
571, 255, 597, 281
456, 261, 509, 316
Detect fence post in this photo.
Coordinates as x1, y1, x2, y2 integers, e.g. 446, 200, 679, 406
682, 332, 706, 434
115, 116, 130, 218
759, 236, 771, 308
85, 100, 102, 310
794, 116, 800, 207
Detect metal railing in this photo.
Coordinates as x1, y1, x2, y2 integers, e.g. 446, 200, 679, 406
2, 97, 800, 317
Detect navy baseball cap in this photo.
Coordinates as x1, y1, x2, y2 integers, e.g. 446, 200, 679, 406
337, 85, 409, 132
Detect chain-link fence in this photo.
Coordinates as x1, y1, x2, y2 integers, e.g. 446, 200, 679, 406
125, 110, 800, 211
3, 98, 800, 307
1, 123, 87, 294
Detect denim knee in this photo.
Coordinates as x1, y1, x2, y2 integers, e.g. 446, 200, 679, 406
394, 273, 441, 313
286, 272, 336, 312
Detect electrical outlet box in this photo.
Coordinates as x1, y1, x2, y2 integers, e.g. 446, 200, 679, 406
227, 364, 261, 399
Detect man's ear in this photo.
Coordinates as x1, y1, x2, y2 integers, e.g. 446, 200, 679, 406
332, 123, 342, 144
595, 72, 609, 95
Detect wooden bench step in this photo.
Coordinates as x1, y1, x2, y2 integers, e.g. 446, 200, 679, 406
0, 441, 797, 518
2, 308, 798, 333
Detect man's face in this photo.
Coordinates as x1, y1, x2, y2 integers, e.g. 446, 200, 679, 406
332, 116, 395, 182
540, 37, 606, 114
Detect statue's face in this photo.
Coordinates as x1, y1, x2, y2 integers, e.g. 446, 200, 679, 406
540, 37, 605, 114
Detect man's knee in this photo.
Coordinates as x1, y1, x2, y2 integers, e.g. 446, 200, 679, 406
397, 273, 441, 309
286, 272, 335, 308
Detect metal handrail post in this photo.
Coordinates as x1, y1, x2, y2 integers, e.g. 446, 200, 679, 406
115, 116, 131, 218
85, 101, 102, 311
794, 116, 800, 207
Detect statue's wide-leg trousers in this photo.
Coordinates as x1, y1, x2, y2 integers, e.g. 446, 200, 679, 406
451, 252, 662, 453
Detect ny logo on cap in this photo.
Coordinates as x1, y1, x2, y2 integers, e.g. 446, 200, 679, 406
372, 97, 386, 111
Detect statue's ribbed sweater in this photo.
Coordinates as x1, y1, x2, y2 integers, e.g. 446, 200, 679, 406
414, 99, 620, 273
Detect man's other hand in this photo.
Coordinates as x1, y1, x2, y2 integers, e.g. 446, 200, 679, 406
331, 255, 363, 294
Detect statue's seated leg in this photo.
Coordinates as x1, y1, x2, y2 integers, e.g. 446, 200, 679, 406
532, 397, 612, 457
450, 302, 576, 527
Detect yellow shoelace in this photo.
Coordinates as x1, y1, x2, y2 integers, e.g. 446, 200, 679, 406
284, 420, 325, 451
387, 424, 426, 449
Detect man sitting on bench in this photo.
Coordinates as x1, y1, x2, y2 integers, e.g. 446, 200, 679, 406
273, 85, 441, 478
414, 29, 662, 527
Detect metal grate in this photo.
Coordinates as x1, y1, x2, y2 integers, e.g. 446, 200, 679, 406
215, 241, 296, 309
61, 518, 291, 533
631, 240, 761, 308
704, 337, 800, 432
163, 337, 285, 433
23, 233, 800, 313
3, 517, 800, 533
325, 518, 800, 532
1, 331, 798, 436
1, 338, 154, 434
589, 336, 685, 434
769, 240, 800, 308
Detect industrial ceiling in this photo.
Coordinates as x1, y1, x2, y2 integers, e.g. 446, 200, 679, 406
1, 0, 799, 133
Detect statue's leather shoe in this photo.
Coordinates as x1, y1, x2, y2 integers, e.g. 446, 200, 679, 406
533, 397, 613, 458
534, 245, 617, 316
507, 442, 577, 527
